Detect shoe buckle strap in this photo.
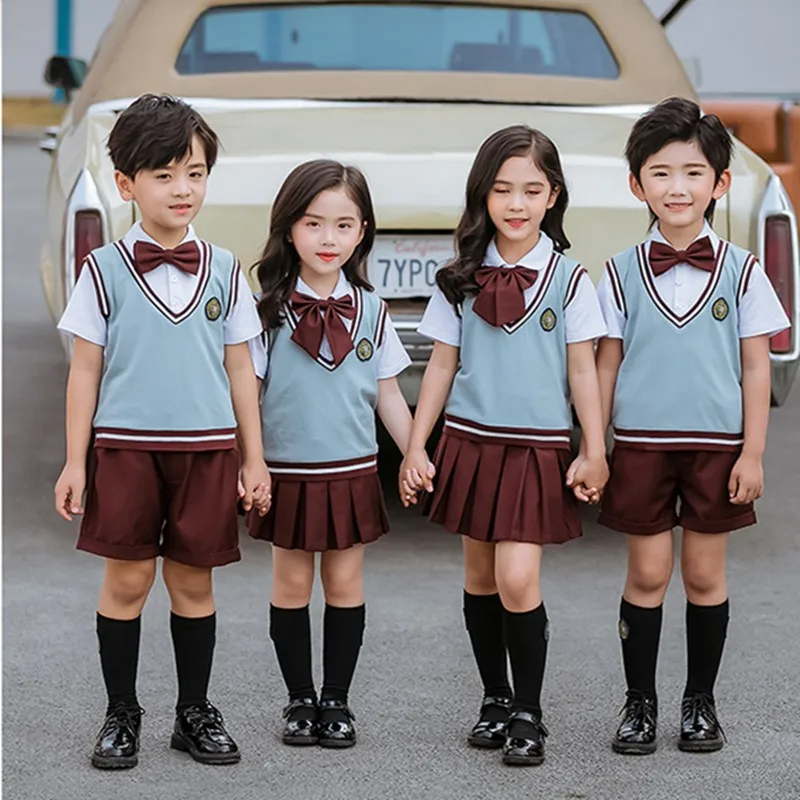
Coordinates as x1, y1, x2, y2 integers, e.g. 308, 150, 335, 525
283, 697, 317, 718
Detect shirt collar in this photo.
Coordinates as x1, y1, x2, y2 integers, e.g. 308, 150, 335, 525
295, 272, 352, 300
123, 221, 197, 251
648, 221, 719, 253
483, 232, 554, 271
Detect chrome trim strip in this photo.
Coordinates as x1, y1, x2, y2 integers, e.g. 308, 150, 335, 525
757, 173, 800, 363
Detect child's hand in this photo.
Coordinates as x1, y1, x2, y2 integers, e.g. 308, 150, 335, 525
728, 453, 763, 505
239, 459, 272, 516
566, 454, 609, 505
399, 448, 436, 508
54, 462, 86, 521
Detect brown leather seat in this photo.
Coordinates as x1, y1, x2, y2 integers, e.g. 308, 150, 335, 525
703, 101, 800, 212
703, 101, 783, 162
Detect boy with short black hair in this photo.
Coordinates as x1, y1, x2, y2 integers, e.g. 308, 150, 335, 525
55, 93, 270, 769
596, 96, 790, 754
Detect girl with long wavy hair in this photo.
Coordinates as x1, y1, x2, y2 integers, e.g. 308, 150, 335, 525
249, 159, 426, 749
400, 125, 608, 766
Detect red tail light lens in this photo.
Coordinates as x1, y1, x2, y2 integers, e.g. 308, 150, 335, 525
763, 215, 794, 354
74, 210, 104, 280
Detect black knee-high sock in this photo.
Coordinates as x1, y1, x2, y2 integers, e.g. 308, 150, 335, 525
269, 605, 315, 701
463, 591, 512, 699
97, 613, 141, 712
503, 604, 548, 723
684, 599, 729, 699
170, 612, 216, 710
619, 598, 663, 700
321, 604, 366, 705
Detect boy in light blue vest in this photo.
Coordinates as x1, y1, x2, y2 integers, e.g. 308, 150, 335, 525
54, 94, 270, 770
596, 97, 790, 755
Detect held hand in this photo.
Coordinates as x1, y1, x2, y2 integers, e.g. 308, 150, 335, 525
54, 462, 86, 521
566, 454, 609, 505
728, 453, 763, 505
399, 448, 436, 508
239, 460, 273, 516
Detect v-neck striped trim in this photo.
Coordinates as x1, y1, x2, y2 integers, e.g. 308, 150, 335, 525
500, 252, 560, 334
637, 239, 728, 328
284, 286, 364, 371
114, 240, 211, 325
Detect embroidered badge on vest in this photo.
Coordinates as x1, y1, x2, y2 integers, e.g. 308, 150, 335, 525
356, 337, 374, 361
618, 619, 630, 641
540, 308, 557, 332
712, 297, 729, 321
205, 297, 222, 321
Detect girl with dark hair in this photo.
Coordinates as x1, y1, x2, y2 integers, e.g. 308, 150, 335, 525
400, 125, 608, 766
249, 159, 426, 749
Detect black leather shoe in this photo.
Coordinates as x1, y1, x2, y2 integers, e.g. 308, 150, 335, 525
502, 710, 548, 766
170, 701, 241, 764
317, 699, 356, 748
282, 697, 319, 746
612, 692, 658, 755
679, 694, 725, 752
467, 695, 512, 749
91, 703, 144, 769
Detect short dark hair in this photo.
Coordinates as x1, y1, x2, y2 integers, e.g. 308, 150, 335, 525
625, 96, 734, 223
107, 94, 219, 177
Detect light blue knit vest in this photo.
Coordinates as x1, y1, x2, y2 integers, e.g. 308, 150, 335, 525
444, 253, 585, 449
89, 239, 237, 449
609, 238, 753, 449
261, 286, 387, 476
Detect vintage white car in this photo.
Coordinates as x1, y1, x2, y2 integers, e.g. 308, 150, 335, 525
41, 0, 799, 404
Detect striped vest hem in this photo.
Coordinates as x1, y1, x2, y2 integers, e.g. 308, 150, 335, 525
94, 426, 237, 451
613, 427, 744, 452
268, 453, 378, 482
444, 414, 571, 449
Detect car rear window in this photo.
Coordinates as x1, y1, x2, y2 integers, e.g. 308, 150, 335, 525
176, 3, 618, 79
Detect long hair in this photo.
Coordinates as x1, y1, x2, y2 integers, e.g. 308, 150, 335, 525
253, 160, 376, 330
436, 125, 570, 306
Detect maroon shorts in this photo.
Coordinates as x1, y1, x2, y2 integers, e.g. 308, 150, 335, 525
598, 447, 756, 535
77, 448, 241, 567
423, 431, 581, 545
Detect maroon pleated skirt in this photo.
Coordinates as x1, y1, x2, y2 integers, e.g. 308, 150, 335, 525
247, 471, 389, 551
423, 431, 581, 545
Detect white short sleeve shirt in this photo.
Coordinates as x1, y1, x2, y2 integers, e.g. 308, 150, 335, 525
418, 233, 607, 345
57, 222, 263, 347
597, 222, 791, 339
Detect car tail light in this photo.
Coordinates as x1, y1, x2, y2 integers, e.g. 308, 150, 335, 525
763, 215, 794, 354
74, 209, 103, 279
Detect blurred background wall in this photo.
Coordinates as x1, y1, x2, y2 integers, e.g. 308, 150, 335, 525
2, 0, 799, 98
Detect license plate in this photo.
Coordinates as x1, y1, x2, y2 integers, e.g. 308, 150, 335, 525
367, 236, 454, 298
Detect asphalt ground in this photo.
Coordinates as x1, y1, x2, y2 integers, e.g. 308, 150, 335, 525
3, 134, 800, 800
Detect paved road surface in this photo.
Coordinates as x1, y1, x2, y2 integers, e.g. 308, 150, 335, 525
4, 135, 799, 800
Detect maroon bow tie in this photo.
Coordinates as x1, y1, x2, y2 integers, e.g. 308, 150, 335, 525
472, 266, 538, 327
133, 240, 201, 276
649, 236, 716, 277
290, 291, 356, 367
